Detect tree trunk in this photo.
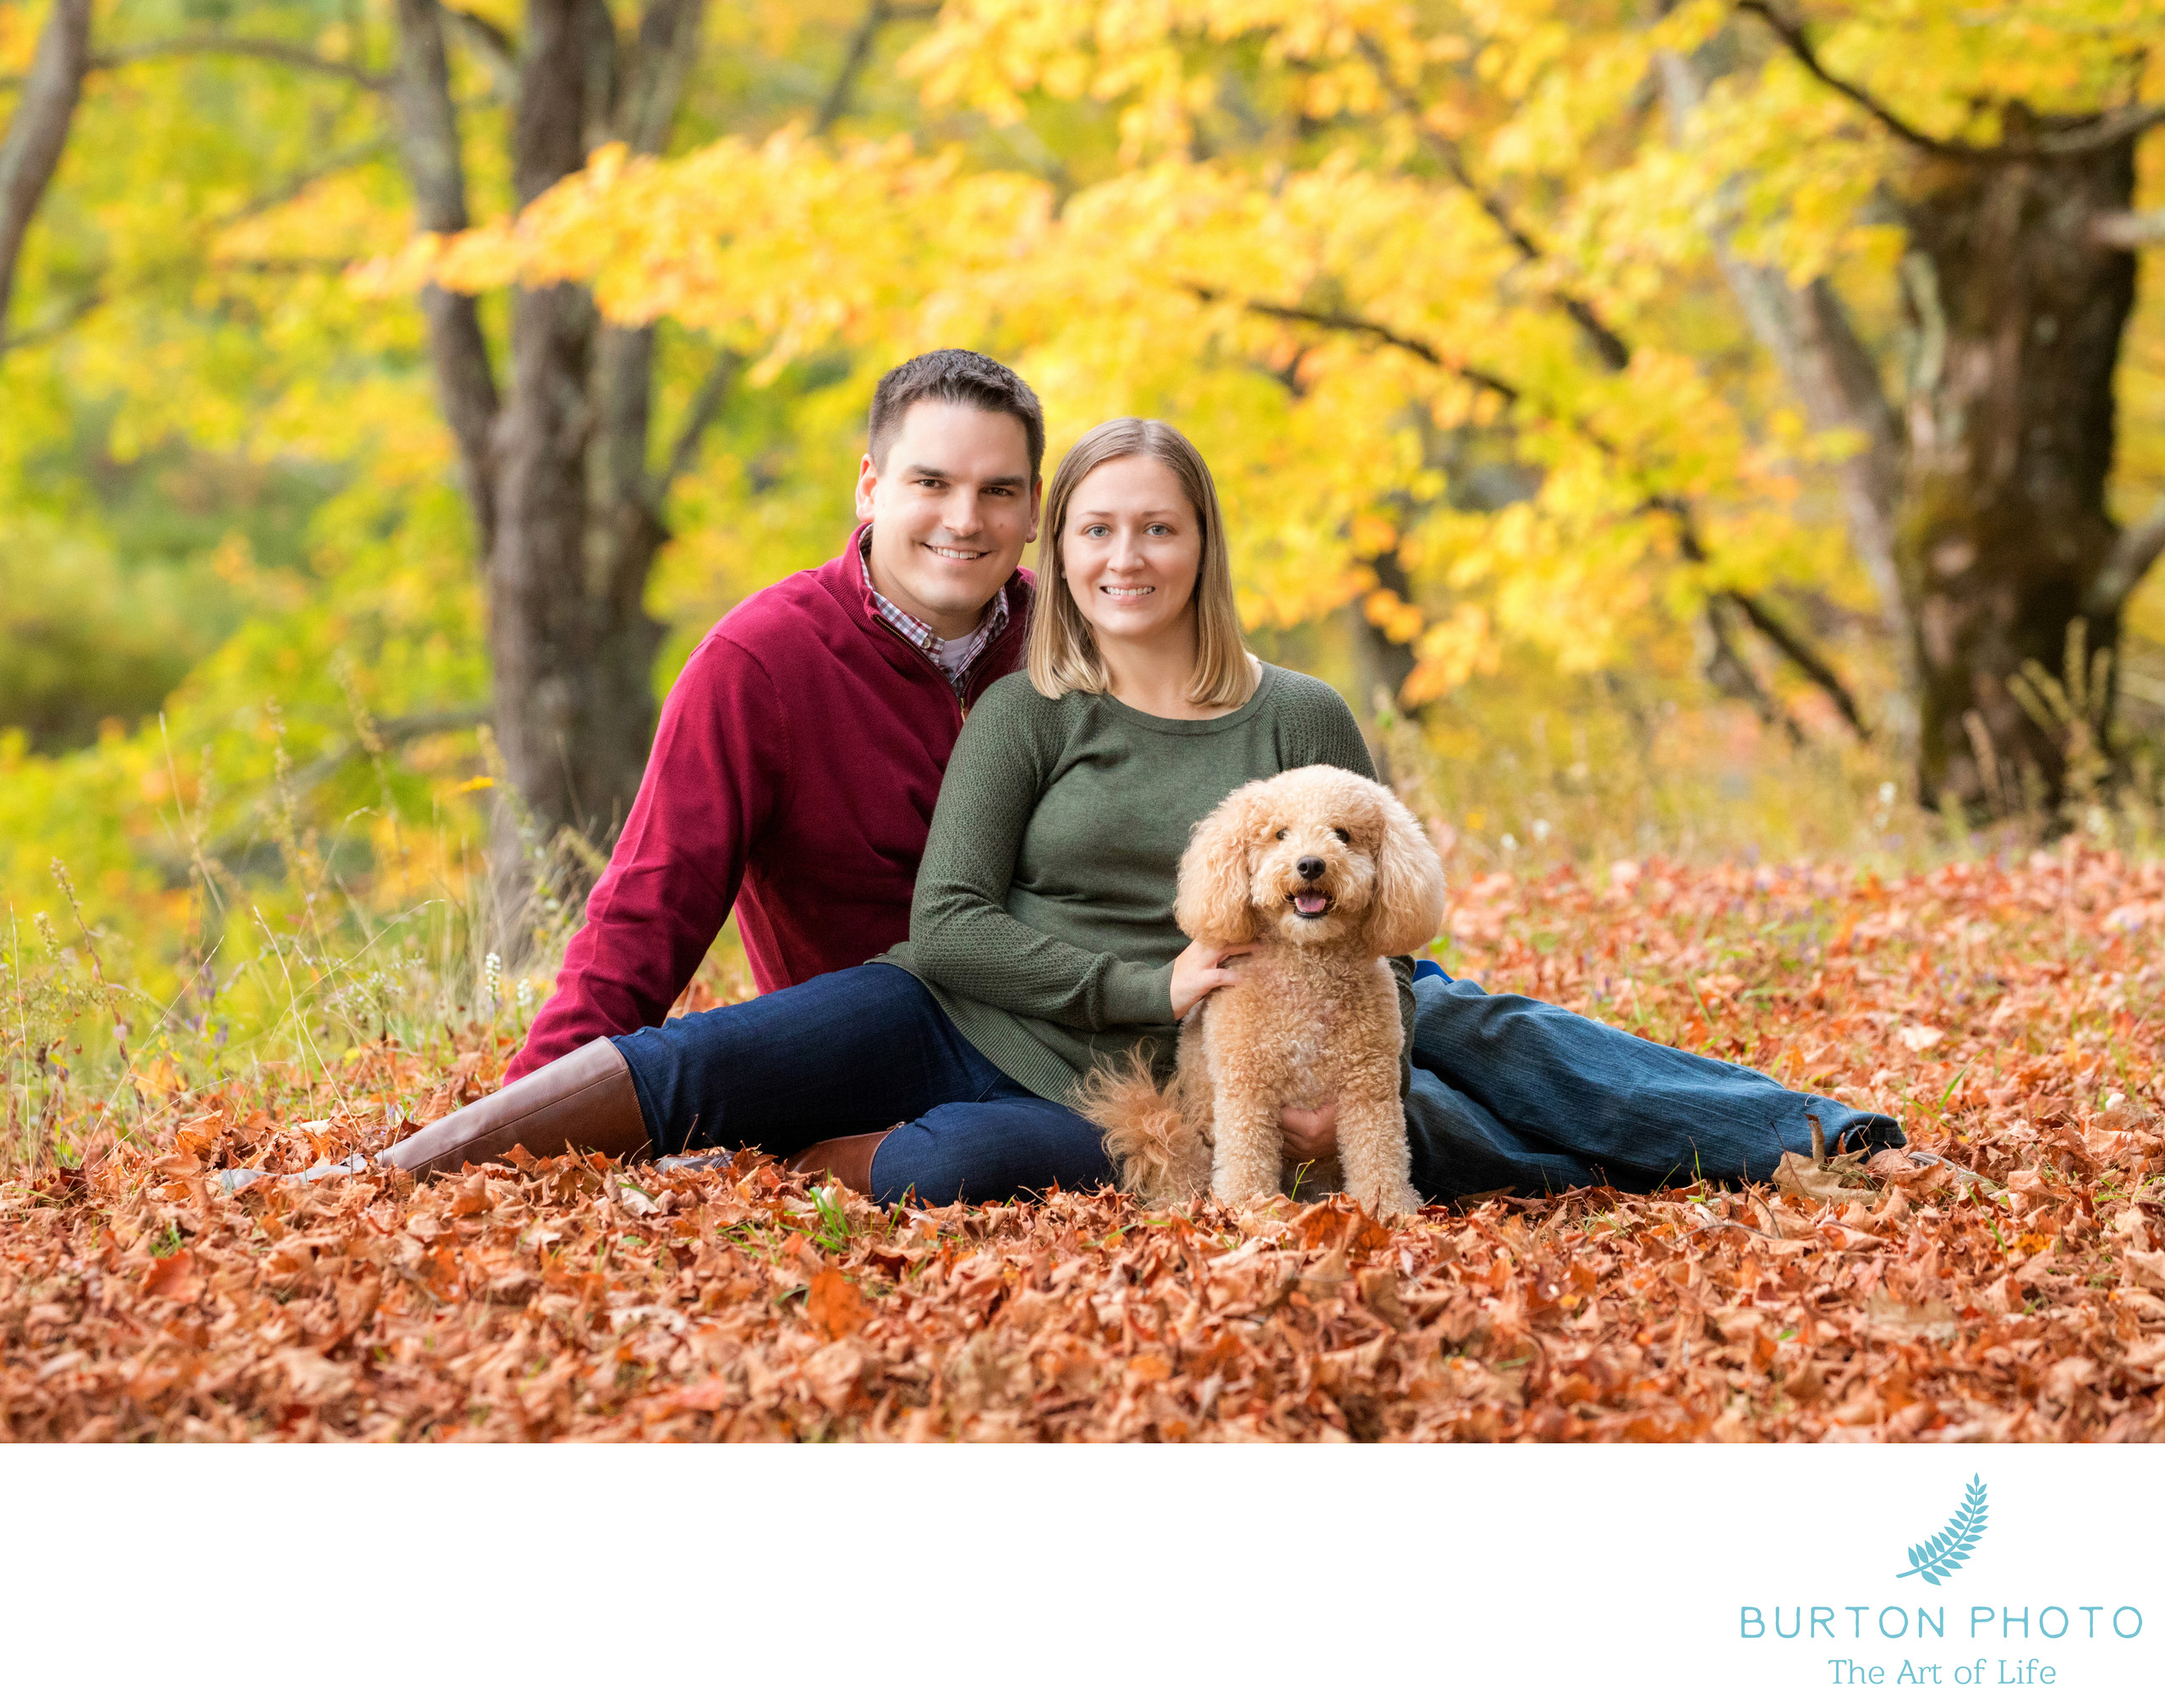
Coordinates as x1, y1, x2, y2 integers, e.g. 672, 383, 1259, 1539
390, 0, 499, 550
1350, 548, 1417, 698
381, 0, 700, 939
0, 0, 94, 345
1897, 126, 2140, 810
1346, 547, 1418, 779
1664, 42, 2165, 811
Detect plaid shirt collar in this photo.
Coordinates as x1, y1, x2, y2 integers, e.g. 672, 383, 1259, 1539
858, 528, 1009, 688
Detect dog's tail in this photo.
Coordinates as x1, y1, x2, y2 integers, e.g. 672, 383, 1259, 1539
1078, 1047, 1211, 1206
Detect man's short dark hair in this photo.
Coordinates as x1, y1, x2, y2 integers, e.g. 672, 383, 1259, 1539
868, 349, 1045, 483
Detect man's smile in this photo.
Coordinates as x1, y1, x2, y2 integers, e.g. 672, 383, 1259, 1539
924, 543, 990, 561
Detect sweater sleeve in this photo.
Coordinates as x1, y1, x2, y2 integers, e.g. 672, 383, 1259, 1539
1285, 677, 1420, 1095
907, 689, 1177, 1031
506, 634, 787, 1079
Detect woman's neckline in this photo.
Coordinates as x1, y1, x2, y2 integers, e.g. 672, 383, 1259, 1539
1092, 659, 1278, 736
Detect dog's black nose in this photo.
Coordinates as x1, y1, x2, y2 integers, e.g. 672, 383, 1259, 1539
1296, 856, 1326, 881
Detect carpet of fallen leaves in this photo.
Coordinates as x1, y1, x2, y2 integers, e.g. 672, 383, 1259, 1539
3, 844, 2162, 1442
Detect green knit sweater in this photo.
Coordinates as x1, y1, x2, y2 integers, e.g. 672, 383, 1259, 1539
881, 663, 1417, 1109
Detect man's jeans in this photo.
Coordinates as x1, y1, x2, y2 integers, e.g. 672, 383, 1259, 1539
612, 962, 1112, 1207
1404, 972, 1900, 1201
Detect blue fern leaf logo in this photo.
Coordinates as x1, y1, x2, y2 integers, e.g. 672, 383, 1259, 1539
1896, 1476, 1988, 1585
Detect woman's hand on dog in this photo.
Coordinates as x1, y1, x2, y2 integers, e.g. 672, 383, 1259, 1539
1170, 938, 1253, 1019
1278, 1103, 1339, 1164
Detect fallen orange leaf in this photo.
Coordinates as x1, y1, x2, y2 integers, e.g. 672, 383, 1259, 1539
144, 1251, 196, 1299
806, 1267, 873, 1341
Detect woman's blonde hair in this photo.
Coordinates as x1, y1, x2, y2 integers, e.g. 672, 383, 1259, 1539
1027, 417, 1250, 707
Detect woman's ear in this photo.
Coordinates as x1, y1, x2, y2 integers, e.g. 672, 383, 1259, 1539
1364, 789, 1448, 958
1176, 787, 1260, 945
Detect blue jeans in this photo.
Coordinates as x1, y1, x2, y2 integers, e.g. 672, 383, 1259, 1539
611, 961, 1111, 1207
1403, 972, 1901, 1200
611, 960, 1899, 1209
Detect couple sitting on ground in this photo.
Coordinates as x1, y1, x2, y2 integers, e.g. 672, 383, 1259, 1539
365, 348, 1898, 1207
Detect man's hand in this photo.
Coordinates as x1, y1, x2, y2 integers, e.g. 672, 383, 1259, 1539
1279, 1103, 1339, 1164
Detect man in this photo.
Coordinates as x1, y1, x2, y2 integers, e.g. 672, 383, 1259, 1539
316, 350, 1046, 1179
506, 348, 1042, 1082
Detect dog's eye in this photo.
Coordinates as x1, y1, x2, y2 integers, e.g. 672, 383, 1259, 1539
1273, 828, 1287, 841
1333, 827, 1351, 844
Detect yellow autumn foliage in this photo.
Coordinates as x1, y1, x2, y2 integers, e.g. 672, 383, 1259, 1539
3, 0, 2162, 1109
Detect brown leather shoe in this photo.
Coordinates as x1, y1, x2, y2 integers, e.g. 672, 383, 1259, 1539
785, 1127, 895, 1196
375, 1037, 651, 1180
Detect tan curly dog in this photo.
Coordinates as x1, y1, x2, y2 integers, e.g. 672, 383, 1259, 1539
1086, 764, 1448, 1218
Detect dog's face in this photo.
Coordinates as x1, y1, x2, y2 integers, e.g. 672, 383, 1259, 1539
1176, 765, 1448, 957
1245, 776, 1392, 948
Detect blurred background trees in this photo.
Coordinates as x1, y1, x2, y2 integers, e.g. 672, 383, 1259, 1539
3, 0, 2162, 1002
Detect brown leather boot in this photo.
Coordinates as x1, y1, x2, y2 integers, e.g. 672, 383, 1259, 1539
785, 1127, 895, 1196
375, 1037, 651, 1179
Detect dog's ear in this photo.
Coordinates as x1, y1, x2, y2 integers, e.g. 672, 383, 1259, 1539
1176, 786, 1261, 944
1364, 788, 1448, 957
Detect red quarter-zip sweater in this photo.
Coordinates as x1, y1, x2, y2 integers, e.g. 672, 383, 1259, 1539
505, 523, 1034, 1081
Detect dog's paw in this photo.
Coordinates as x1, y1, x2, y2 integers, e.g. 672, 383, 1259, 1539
1362, 1180, 1427, 1222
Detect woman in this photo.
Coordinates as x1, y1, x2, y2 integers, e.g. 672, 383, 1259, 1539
322, 418, 1894, 1205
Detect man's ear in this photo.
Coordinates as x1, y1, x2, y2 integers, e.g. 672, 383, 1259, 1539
1026, 478, 1043, 545
1176, 787, 1260, 946
1364, 789, 1448, 958
854, 452, 880, 523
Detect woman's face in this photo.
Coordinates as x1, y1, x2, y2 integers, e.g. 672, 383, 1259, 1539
1061, 455, 1203, 649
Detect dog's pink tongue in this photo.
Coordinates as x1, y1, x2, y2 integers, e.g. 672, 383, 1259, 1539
1295, 894, 1329, 916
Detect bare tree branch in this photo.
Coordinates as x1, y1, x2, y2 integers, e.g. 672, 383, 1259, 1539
2090, 497, 2165, 618
1367, 0, 1893, 764
1656, 47, 1911, 711
0, 0, 94, 344
1193, 41, 1889, 757
441, 5, 518, 101
1705, 594, 1807, 743
2092, 207, 2165, 249
1355, 35, 1632, 374
1190, 285, 1521, 402
654, 345, 742, 501
209, 255, 364, 273
441, 6, 514, 66
815, 2, 891, 137
92, 35, 386, 90
813, 2, 937, 136
1736, 2, 2165, 162
1656, 498, 1875, 747
1228, 293, 1674, 537
1210, 287, 1876, 744
216, 137, 392, 227
1723, 589, 1871, 737
1, 138, 386, 355
615, 0, 703, 155
0, 283, 101, 354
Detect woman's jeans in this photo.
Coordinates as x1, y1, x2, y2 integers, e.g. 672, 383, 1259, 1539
611, 962, 1112, 1207
609, 961, 1900, 1208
